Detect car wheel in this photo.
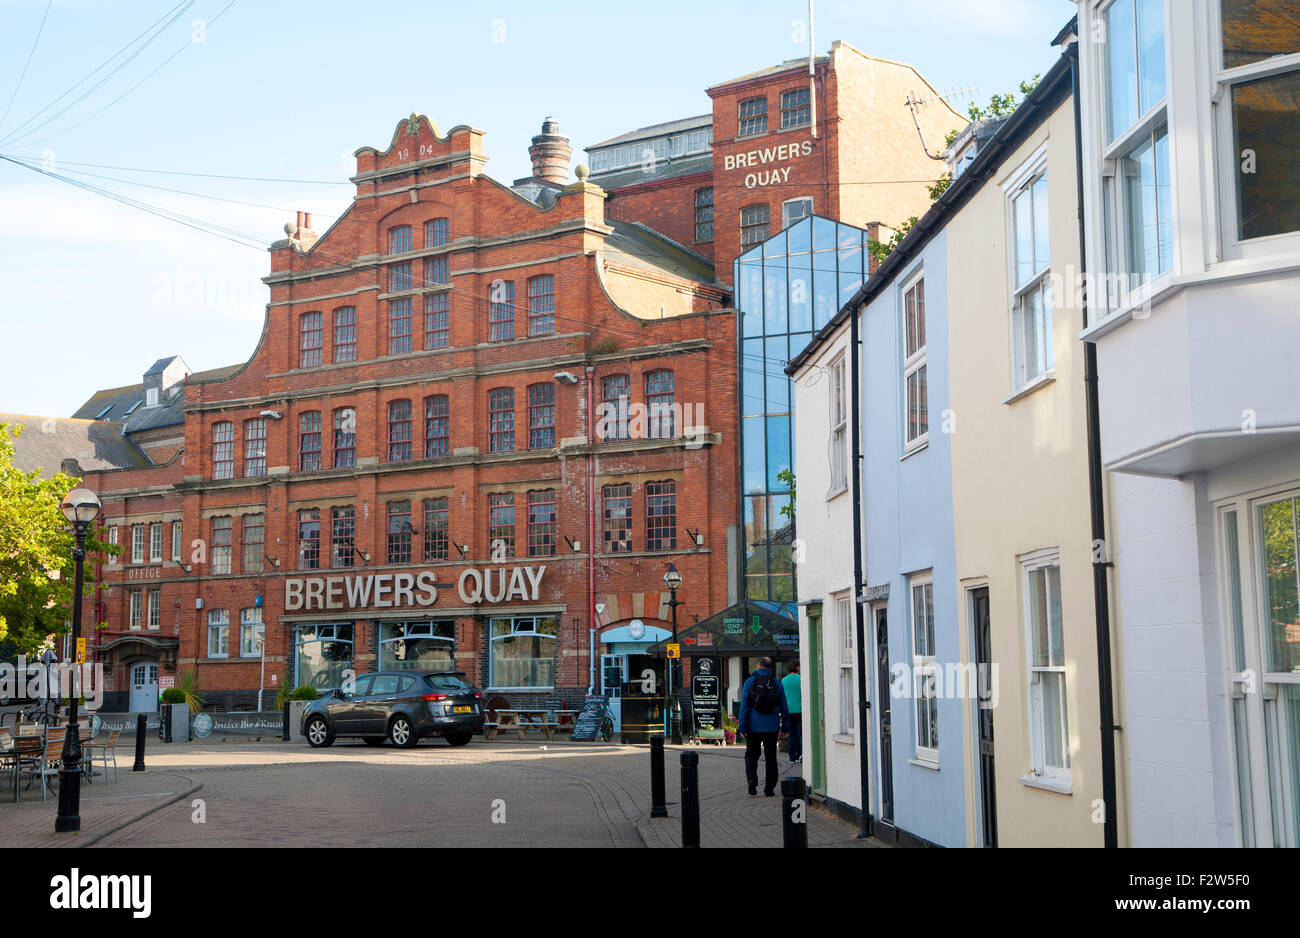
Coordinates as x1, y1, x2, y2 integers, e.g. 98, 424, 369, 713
305, 717, 334, 748
445, 732, 472, 747
388, 715, 418, 748
363, 736, 385, 747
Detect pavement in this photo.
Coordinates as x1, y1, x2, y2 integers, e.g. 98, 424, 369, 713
0, 736, 884, 848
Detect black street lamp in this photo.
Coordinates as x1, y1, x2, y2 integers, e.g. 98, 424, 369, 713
56, 486, 100, 833
663, 562, 683, 745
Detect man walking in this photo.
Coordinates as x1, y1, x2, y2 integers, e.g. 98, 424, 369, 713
782, 659, 802, 763
738, 656, 789, 796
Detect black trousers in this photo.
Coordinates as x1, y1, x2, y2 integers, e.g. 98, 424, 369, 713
787, 714, 803, 762
744, 731, 780, 794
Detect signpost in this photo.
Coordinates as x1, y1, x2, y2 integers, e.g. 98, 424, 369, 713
74, 638, 86, 664
666, 643, 681, 659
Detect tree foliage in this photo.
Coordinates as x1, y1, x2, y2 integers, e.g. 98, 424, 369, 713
0, 422, 115, 657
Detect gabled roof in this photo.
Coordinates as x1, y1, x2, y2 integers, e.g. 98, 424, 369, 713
0, 415, 150, 477
707, 56, 828, 92
143, 355, 184, 377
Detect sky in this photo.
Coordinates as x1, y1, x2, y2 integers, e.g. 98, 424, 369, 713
0, 0, 1077, 419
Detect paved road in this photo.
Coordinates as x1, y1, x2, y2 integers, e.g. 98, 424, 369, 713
88, 740, 874, 848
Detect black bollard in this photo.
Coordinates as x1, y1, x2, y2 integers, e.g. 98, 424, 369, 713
282, 702, 291, 742
132, 713, 147, 772
680, 751, 700, 848
650, 736, 668, 818
781, 775, 808, 848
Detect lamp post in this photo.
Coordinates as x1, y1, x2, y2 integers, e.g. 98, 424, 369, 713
663, 562, 683, 745
56, 486, 101, 833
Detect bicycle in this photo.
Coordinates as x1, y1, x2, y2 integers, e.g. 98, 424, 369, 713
19, 702, 57, 726
599, 702, 615, 743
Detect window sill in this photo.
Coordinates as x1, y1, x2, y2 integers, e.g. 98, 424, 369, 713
832, 733, 856, 745
826, 484, 848, 502
1002, 371, 1055, 405
900, 439, 929, 462
1018, 773, 1072, 795
908, 757, 940, 771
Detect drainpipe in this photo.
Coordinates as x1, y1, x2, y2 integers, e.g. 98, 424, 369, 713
587, 365, 597, 696
1069, 41, 1119, 849
850, 298, 873, 837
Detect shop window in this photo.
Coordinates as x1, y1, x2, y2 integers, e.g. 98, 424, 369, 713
380, 620, 454, 671
295, 623, 353, 690
489, 617, 558, 690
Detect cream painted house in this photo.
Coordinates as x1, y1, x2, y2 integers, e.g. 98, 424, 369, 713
945, 50, 1123, 848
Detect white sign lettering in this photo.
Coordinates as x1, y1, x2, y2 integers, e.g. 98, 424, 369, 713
723, 139, 814, 188
284, 566, 544, 612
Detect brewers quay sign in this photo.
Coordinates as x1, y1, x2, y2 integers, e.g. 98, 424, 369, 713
722, 138, 815, 189
284, 565, 547, 612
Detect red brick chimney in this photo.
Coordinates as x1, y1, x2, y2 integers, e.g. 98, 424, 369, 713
529, 117, 572, 185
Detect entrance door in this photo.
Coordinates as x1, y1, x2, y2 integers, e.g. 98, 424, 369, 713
971, 588, 997, 846
129, 663, 159, 713
601, 654, 625, 732
875, 608, 894, 824
807, 608, 827, 796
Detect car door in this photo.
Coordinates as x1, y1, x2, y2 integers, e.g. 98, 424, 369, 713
330, 675, 372, 734
358, 674, 401, 735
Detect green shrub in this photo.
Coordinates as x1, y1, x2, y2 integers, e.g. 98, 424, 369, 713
289, 685, 318, 701
160, 687, 187, 704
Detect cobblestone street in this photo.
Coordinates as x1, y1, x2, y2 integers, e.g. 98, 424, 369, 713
7, 740, 884, 848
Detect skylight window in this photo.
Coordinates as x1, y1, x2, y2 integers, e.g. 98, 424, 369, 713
124, 400, 143, 416
94, 405, 113, 419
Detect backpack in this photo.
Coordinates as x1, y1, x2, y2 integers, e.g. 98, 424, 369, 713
749, 672, 779, 715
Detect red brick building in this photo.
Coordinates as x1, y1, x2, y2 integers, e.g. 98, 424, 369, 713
67, 41, 960, 719
73, 114, 732, 714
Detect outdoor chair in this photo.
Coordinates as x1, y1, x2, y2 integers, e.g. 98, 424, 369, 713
27, 727, 66, 802
83, 729, 122, 784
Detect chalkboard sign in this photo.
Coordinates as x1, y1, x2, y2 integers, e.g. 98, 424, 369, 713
692, 674, 722, 732
570, 694, 609, 742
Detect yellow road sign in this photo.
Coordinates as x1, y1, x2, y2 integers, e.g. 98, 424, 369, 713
666, 643, 681, 659
75, 637, 86, 664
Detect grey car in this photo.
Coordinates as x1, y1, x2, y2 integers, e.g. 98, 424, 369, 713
301, 671, 484, 748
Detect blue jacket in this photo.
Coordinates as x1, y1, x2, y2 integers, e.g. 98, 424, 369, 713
738, 668, 789, 735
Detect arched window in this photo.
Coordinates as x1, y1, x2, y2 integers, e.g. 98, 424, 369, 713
243, 417, 266, 477
333, 408, 355, 467
388, 225, 412, 254
299, 312, 322, 368
646, 481, 677, 551
424, 217, 449, 247
488, 280, 515, 342
294, 623, 353, 690
379, 620, 454, 671
488, 617, 558, 690
527, 383, 555, 449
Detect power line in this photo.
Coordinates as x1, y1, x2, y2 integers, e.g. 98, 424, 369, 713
0, 0, 54, 135
0, 0, 197, 148
0, 155, 351, 186
10, 0, 240, 150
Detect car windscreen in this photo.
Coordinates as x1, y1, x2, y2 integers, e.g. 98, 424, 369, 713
423, 674, 474, 692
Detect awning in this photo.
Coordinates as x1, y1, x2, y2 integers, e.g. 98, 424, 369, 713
645, 600, 799, 657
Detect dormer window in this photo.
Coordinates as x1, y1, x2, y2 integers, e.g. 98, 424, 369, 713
145, 388, 159, 408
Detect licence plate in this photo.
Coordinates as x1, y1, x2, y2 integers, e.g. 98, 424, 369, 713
453, 706, 472, 714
